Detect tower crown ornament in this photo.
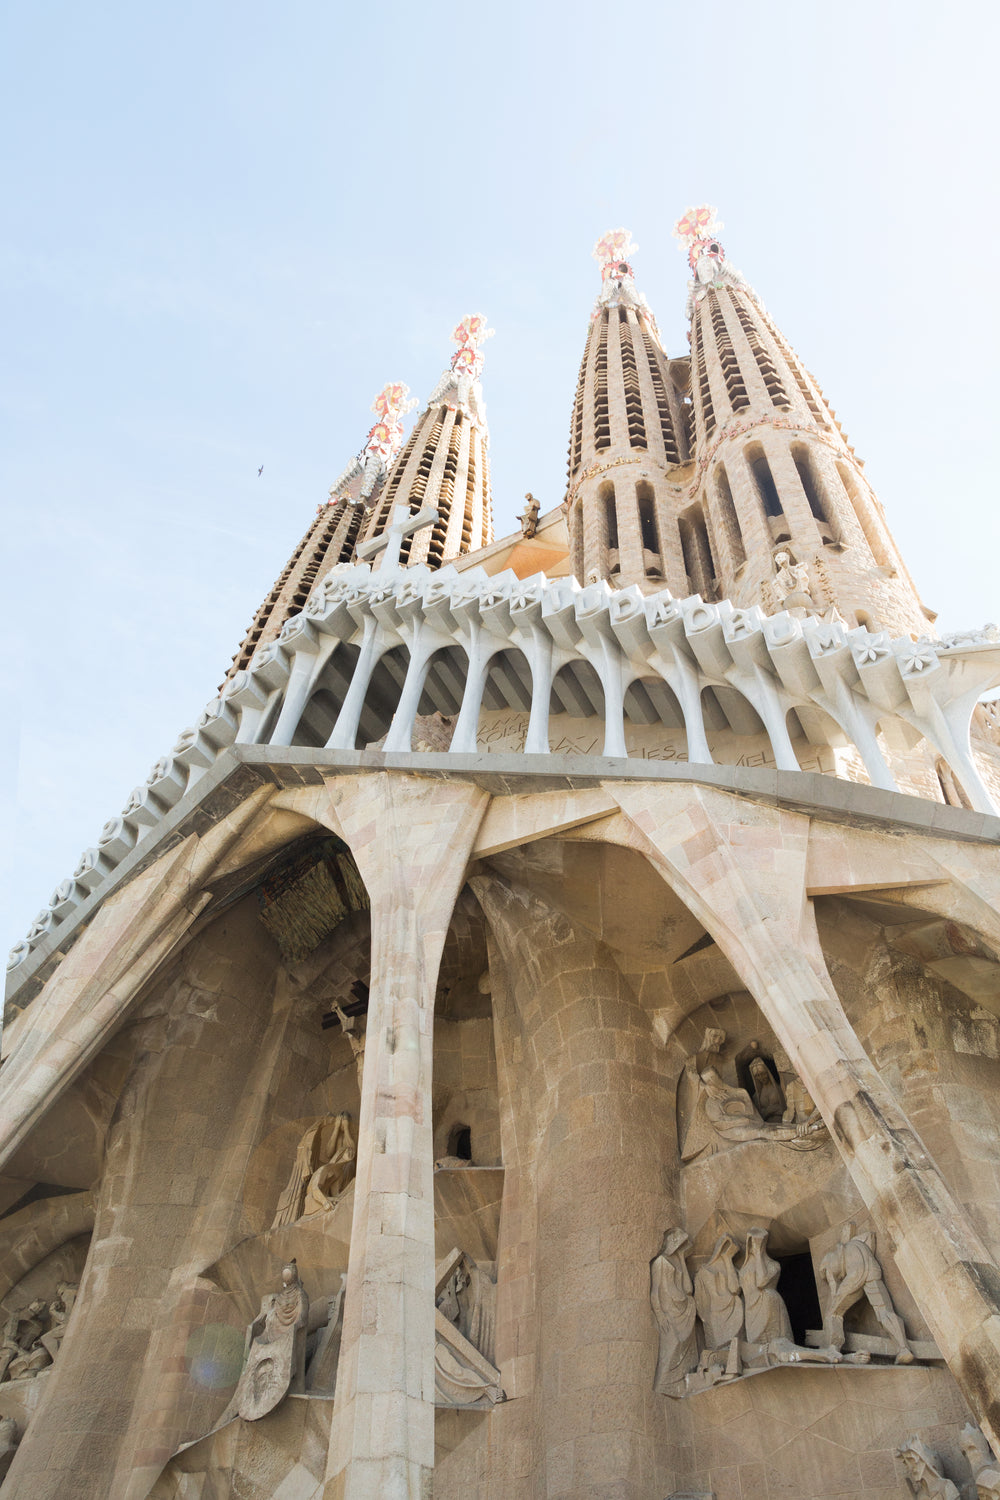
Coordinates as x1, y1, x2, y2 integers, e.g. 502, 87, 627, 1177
673, 203, 756, 315
449, 314, 494, 382
591, 227, 655, 326
328, 381, 419, 506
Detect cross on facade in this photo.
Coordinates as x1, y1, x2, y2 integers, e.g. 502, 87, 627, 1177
355, 502, 440, 573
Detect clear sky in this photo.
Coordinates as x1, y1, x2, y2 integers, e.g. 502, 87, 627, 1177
4, 0, 999, 952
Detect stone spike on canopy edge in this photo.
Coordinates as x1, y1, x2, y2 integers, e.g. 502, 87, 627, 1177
327, 381, 419, 506
672, 203, 760, 315
590, 227, 660, 337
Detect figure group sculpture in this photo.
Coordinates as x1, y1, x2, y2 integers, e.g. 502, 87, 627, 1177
650, 1221, 914, 1397
679, 1030, 828, 1161
271, 1114, 357, 1229
434, 1248, 503, 1407
0, 1282, 77, 1384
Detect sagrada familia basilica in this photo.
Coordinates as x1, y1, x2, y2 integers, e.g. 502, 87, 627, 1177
5, 208, 1000, 1500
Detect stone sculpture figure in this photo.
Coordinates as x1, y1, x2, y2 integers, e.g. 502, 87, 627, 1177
436, 1253, 497, 1367
223, 1261, 310, 1422
820, 1222, 914, 1363
781, 1072, 823, 1132
960, 1424, 1000, 1499
683, 1065, 825, 1159
0, 1300, 49, 1382
39, 1281, 77, 1365
694, 1234, 744, 1349
739, 1228, 844, 1369
770, 550, 816, 614
747, 1057, 785, 1121
0, 1417, 19, 1482
897, 1436, 960, 1499
650, 1228, 698, 1395
305, 1273, 347, 1397
271, 1114, 356, 1229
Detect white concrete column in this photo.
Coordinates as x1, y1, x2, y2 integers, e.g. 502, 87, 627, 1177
318, 773, 488, 1500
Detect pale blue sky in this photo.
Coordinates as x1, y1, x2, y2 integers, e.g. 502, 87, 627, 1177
4, 0, 999, 950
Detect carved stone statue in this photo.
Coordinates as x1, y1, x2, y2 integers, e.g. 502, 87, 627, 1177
222, 1261, 310, 1422
770, 550, 816, 614
781, 1072, 823, 1132
740, 1228, 843, 1368
434, 1249, 503, 1407
0, 1300, 50, 1382
436, 1253, 496, 1367
271, 1114, 356, 1229
305, 1273, 347, 1397
650, 1228, 698, 1396
682, 1064, 825, 1159
960, 1424, 1000, 1500
694, 1234, 743, 1349
897, 1436, 960, 1499
0, 1417, 19, 1482
40, 1281, 77, 1365
820, 1222, 913, 1363
520, 492, 540, 539
747, 1057, 784, 1121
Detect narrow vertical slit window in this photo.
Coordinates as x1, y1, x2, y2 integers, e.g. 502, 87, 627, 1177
714, 464, 745, 568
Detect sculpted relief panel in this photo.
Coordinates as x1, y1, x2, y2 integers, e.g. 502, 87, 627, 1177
650, 1220, 930, 1398
678, 1028, 828, 1161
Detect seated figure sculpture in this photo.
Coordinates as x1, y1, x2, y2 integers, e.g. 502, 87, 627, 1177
820, 1222, 914, 1363
679, 1031, 826, 1160
221, 1260, 310, 1422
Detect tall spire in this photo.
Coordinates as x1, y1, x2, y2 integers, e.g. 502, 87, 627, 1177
223, 382, 417, 682
565, 229, 691, 592
672, 205, 933, 636
357, 316, 494, 570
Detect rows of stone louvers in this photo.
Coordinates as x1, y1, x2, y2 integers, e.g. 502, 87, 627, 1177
10, 563, 999, 976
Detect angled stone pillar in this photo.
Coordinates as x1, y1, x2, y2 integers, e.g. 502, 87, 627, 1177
610, 781, 1000, 1452
317, 773, 488, 1500
0, 788, 273, 1169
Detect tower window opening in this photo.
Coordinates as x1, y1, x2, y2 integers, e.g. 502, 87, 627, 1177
709, 293, 750, 412
747, 444, 783, 520
692, 311, 716, 439
679, 504, 718, 601
600, 480, 619, 553
636, 480, 660, 570
593, 314, 611, 451
713, 463, 745, 569
837, 461, 889, 567
733, 301, 790, 408
618, 319, 647, 450
764, 312, 827, 423
643, 338, 682, 463
792, 444, 839, 544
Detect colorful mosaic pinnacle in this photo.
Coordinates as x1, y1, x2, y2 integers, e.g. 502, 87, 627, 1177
450, 313, 494, 380
593, 227, 639, 279
362, 382, 418, 468
673, 204, 726, 270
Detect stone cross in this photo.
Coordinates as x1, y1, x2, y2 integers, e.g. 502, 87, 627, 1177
356, 502, 440, 573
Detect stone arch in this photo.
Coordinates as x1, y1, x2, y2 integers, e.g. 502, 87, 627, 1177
547, 659, 605, 754
0, 1192, 94, 1305
294, 643, 362, 747
623, 676, 687, 761
785, 703, 847, 774
476, 647, 534, 752
699, 683, 766, 756
355, 644, 410, 748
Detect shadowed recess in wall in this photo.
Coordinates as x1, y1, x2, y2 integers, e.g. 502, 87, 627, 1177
256, 837, 369, 963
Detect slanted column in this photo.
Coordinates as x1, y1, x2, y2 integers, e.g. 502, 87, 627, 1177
318, 773, 488, 1500
610, 781, 1000, 1454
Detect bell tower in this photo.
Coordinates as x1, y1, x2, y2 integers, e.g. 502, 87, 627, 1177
358, 315, 495, 571
565, 230, 692, 593
673, 206, 934, 637
224, 381, 417, 682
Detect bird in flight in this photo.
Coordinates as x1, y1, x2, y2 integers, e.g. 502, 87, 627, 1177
258, 465, 264, 477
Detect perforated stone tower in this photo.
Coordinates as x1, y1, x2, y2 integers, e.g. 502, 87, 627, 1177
6, 213, 1000, 1500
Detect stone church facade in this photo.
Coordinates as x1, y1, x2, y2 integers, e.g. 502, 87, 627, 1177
4, 210, 1000, 1500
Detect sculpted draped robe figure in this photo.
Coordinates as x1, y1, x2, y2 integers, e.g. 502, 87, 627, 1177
681, 1065, 825, 1160
650, 1228, 698, 1396
271, 1114, 356, 1228
740, 1228, 843, 1368
694, 1234, 744, 1349
223, 1261, 310, 1422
